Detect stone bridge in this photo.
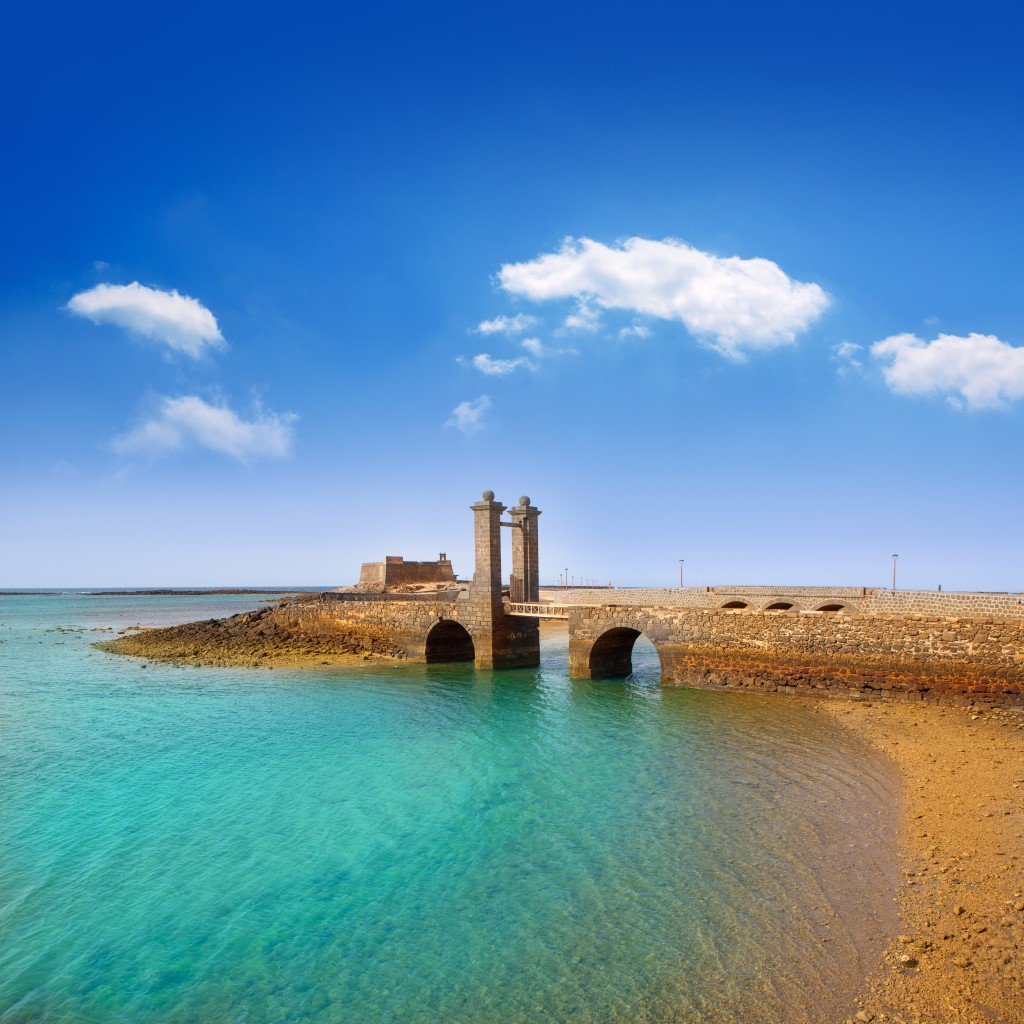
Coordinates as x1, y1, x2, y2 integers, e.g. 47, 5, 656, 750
310, 492, 1024, 707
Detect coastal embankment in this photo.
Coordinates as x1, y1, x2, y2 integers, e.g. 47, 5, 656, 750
97, 598, 407, 667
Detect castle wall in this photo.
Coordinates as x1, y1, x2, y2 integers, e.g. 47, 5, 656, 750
358, 556, 456, 588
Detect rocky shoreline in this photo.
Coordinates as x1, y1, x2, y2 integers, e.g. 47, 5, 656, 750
96, 599, 407, 668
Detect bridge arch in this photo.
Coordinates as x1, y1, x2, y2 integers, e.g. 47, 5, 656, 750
720, 600, 749, 609
763, 600, 796, 611
424, 619, 475, 663
815, 603, 846, 613
587, 626, 664, 679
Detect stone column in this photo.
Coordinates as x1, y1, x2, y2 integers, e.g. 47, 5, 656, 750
461, 490, 540, 670
470, 490, 506, 609
508, 496, 541, 603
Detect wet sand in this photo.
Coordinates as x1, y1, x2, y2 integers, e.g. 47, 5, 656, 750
815, 699, 1024, 1024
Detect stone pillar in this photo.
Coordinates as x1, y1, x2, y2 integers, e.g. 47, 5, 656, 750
471, 490, 506, 607
508, 496, 541, 603
461, 490, 540, 670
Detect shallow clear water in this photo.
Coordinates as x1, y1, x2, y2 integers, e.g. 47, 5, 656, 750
0, 595, 899, 1023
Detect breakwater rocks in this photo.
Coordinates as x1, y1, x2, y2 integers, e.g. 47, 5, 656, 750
97, 600, 408, 668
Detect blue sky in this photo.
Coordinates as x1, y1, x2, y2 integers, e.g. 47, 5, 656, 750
2, 0, 1022, 590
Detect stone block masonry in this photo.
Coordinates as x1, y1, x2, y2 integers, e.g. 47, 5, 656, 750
276, 594, 463, 659
552, 586, 1024, 620
568, 606, 1024, 707
358, 555, 456, 588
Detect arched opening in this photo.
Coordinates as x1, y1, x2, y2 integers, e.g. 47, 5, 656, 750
588, 627, 662, 680
816, 603, 845, 613
765, 602, 794, 610
425, 620, 475, 663
721, 600, 748, 609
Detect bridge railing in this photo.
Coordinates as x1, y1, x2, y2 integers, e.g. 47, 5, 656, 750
505, 602, 570, 619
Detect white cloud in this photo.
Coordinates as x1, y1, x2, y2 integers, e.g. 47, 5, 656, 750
618, 324, 651, 340
520, 337, 577, 359
458, 353, 535, 376
445, 395, 491, 435
113, 395, 297, 460
67, 282, 225, 358
498, 236, 829, 358
474, 313, 539, 335
562, 300, 602, 333
833, 340, 864, 375
871, 333, 1024, 411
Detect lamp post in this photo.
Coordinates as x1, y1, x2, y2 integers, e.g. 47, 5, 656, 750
564, 568, 569, 591
679, 559, 684, 589
892, 554, 898, 591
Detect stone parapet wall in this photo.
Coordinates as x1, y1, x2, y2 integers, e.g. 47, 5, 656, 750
277, 591, 539, 669
275, 595, 462, 659
860, 589, 1024, 619
552, 586, 1024, 620
568, 606, 1024, 707
714, 585, 871, 596
324, 590, 464, 603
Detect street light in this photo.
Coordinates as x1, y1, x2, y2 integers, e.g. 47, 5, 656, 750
679, 559, 684, 589
565, 568, 569, 591
892, 554, 898, 591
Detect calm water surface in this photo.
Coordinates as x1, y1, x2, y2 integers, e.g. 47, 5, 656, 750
0, 595, 899, 1023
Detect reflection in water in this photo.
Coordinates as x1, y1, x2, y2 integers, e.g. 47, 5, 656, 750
0, 596, 899, 1024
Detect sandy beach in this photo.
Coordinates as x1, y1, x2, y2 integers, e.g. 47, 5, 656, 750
815, 699, 1024, 1023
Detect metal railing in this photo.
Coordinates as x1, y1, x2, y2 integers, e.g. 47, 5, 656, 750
504, 602, 570, 619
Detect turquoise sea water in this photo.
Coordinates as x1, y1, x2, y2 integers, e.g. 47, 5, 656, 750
0, 595, 899, 1023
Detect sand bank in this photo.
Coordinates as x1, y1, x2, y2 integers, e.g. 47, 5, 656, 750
815, 700, 1024, 1023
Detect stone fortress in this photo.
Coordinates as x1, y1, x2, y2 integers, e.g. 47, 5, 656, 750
358, 555, 456, 589
279, 491, 1024, 706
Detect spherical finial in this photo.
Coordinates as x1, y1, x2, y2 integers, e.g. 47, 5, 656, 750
482, 489, 495, 501
519, 495, 530, 507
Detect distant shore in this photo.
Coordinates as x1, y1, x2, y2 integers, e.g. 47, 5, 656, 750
2, 589, 306, 597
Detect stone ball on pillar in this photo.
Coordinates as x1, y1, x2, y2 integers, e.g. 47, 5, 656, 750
519, 496, 530, 507
482, 489, 495, 501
